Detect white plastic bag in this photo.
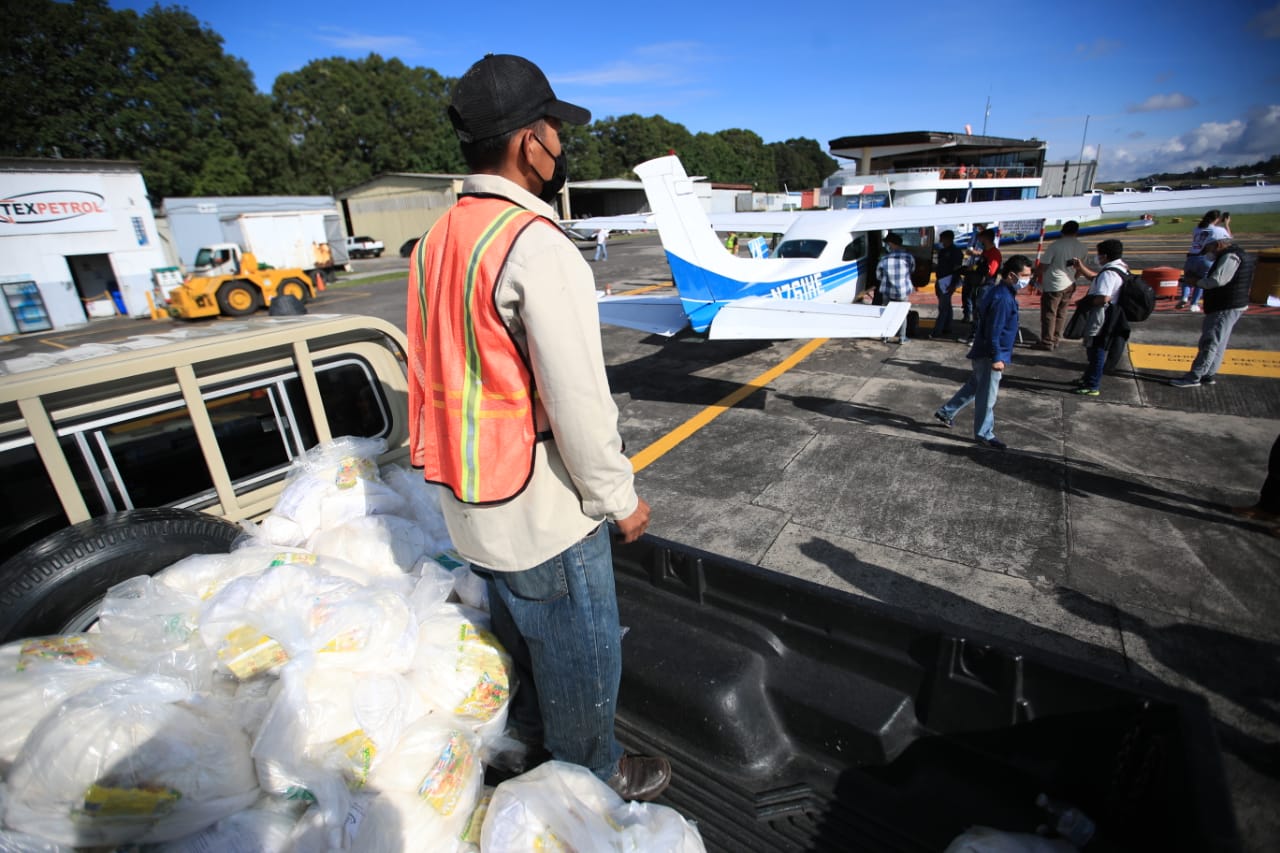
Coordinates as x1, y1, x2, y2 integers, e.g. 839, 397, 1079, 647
348, 719, 483, 851
379, 464, 452, 553
943, 826, 1079, 852
481, 761, 704, 853
144, 797, 298, 853
3, 676, 259, 846
307, 514, 429, 583
252, 663, 427, 840
407, 604, 511, 739
0, 635, 130, 770
92, 576, 213, 691
268, 437, 403, 540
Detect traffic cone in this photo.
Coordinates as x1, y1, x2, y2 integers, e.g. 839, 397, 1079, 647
315, 271, 326, 292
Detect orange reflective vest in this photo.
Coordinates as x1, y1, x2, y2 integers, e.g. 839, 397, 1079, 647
408, 196, 552, 504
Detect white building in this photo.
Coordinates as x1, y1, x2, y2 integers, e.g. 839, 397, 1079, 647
0, 158, 168, 333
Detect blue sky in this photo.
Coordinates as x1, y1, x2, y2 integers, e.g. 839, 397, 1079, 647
114, 0, 1280, 181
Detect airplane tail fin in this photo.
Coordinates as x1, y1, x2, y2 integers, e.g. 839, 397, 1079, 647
633, 156, 749, 323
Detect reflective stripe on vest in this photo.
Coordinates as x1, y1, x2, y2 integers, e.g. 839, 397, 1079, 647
408, 197, 548, 504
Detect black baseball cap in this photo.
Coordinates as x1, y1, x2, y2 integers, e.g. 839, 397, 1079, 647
448, 54, 590, 143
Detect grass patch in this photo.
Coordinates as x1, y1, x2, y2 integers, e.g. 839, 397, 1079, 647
328, 271, 408, 288
1092, 212, 1280, 237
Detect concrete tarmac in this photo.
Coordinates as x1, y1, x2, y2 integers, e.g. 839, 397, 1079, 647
3, 230, 1278, 850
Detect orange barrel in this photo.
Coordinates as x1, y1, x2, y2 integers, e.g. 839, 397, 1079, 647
1250, 248, 1280, 304
1141, 266, 1182, 300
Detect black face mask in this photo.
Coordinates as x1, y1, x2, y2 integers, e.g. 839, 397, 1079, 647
531, 133, 568, 203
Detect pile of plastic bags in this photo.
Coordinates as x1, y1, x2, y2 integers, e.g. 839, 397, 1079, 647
0, 437, 704, 852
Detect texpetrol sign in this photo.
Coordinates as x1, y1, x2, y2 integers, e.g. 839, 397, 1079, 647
0, 175, 114, 236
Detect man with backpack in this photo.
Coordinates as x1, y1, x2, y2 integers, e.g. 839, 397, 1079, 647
1169, 236, 1254, 388
1068, 239, 1129, 397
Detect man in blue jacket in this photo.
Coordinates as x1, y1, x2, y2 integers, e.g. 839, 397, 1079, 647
933, 255, 1033, 450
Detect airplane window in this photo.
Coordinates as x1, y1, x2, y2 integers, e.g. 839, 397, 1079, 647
774, 239, 826, 259
842, 236, 867, 262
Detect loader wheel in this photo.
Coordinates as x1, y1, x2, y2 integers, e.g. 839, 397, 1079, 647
278, 277, 311, 304
216, 279, 261, 316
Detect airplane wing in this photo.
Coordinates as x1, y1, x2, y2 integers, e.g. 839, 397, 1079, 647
574, 213, 656, 231
1097, 185, 1280, 216
707, 297, 910, 341
596, 293, 690, 336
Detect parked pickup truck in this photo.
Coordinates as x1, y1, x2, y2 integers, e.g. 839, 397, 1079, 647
0, 315, 1240, 851
345, 235, 384, 259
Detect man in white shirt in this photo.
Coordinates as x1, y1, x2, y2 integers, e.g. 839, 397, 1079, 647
1069, 239, 1128, 396
406, 53, 667, 801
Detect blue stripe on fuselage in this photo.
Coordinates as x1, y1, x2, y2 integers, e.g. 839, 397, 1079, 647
665, 252, 861, 333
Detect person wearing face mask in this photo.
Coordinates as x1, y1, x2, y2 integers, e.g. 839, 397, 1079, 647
406, 54, 669, 801
932, 255, 1033, 451
1067, 239, 1129, 397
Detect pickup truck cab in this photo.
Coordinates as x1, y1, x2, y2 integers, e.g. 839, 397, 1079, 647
345, 235, 385, 259
0, 315, 409, 637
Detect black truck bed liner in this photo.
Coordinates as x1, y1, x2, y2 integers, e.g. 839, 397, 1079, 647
613, 536, 1240, 852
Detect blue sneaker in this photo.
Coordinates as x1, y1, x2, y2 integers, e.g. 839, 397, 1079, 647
933, 411, 953, 428
978, 437, 1008, 450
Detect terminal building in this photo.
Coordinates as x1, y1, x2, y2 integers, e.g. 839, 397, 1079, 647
824, 130, 1096, 208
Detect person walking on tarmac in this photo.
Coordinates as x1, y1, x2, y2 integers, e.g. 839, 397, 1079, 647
406, 53, 669, 801
1169, 236, 1255, 388
933, 255, 1033, 451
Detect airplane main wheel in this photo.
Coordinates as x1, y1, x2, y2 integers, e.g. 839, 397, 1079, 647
216, 280, 261, 316
278, 277, 310, 303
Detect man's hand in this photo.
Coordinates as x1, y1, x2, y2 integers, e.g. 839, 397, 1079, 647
992, 360, 1006, 371
613, 498, 651, 543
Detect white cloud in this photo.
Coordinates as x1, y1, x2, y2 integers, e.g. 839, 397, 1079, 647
1250, 2, 1280, 37
1096, 105, 1280, 179
1126, 93, 1198, 113
1075, 38, 1122, 57
313, 29, 419, 54
552, 43, 710, 87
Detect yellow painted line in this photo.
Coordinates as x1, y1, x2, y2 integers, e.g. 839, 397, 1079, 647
1129, 343, 1280, 377
613, 281, 673, 295
38, 337, 69, 350
629, 337, 828, 472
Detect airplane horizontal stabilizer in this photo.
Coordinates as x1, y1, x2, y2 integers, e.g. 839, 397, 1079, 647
707, 297, 910, 341
596, 293, 691, 337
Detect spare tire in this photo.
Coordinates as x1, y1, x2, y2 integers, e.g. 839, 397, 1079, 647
0, 508, 242, 642
268, 293, 307, 316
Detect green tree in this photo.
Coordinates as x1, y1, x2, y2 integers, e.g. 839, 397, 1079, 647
0, 0, 291, 200
769, 138, 838, 192
712, 129, 773, 188
273, 55, 462, 194
599, 114, 693, 177
561, 122, 605, 181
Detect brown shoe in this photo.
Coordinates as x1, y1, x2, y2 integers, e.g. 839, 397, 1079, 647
1231, 503, 1280, 523
606, 754, 672, 801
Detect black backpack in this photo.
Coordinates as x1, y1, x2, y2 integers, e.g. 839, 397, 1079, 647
1118, 272, 1155, 322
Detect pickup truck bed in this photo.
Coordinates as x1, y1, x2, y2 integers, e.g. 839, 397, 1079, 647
612, 536, 1239, 852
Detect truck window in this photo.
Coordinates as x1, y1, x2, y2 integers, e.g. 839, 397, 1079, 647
0, 437, 110, 559
0, 357, 391, 562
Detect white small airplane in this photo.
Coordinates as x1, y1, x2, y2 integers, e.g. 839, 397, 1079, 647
577, 155, 1280, 341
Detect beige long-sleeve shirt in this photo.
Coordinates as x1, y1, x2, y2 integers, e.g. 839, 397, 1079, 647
414, 173, 638, 571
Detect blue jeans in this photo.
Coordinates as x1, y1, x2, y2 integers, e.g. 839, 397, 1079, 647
477, 523, 623, 781
939, 357, 1003, 441
1187, 307, 1246, 379
935, 275, 955, 335
1179, 283, 1202, 306
1081, 338, 1108, 390
594, 243, 607, 261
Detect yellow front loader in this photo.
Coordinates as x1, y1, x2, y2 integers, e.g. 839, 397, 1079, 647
169, 252, 318, 319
